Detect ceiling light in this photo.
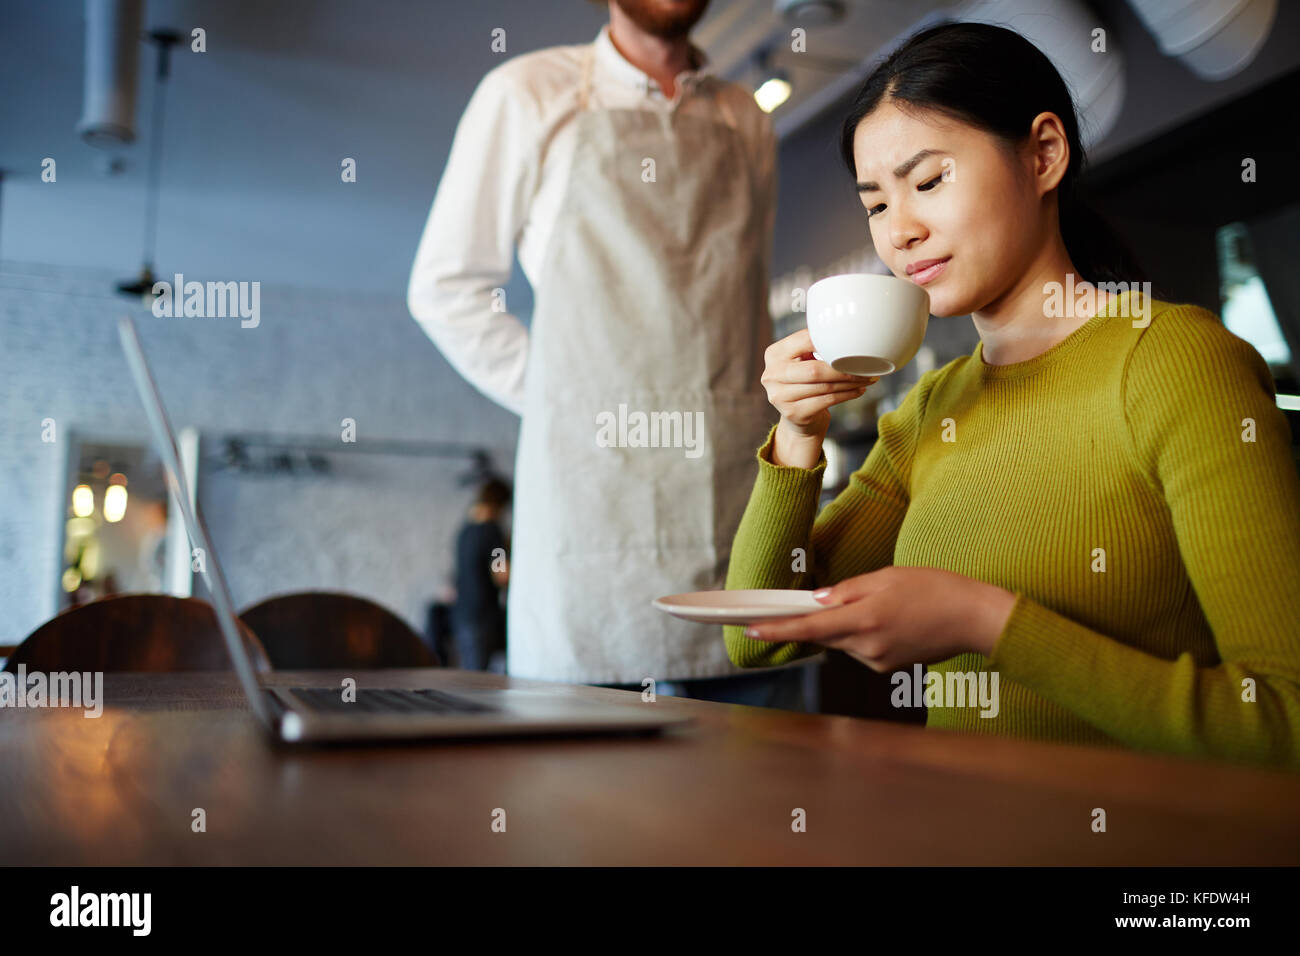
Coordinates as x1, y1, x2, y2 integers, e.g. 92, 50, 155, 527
104, 484, 128, 523
755, 75, 793, 113
72, 484, 95, 518
116, 29, 182, 302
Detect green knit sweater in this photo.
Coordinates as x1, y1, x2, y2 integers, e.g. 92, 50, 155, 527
724, 291, 1300, 769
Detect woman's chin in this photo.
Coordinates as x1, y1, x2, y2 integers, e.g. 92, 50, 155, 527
925, 280, 989, 317
885, 272, 971, 317
925, 293, 969, 318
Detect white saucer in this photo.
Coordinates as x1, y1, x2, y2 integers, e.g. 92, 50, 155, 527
652, 589, 823, 625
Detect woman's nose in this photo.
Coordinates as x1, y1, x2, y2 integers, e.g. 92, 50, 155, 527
889, 203, 928, 251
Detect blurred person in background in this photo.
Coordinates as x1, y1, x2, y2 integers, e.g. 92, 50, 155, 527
452, 478, 511, 672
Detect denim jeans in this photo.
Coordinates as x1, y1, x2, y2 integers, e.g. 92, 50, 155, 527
454, 618, 504, 672
595, 665, 809, 712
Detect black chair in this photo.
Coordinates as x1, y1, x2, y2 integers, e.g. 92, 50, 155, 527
238, 591, 439, 669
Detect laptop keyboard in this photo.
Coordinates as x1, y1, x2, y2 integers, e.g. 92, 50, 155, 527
289, 687, 498, 715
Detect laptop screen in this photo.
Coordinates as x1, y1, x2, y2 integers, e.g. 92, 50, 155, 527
117, 316, 272, 727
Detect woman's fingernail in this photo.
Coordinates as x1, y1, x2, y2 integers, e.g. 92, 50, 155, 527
745, 627, 760, 638
812, 589, 831, 601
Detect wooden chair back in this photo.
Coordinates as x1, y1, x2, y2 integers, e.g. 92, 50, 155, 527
238, 591, 438, 669
3, 594, 272, 673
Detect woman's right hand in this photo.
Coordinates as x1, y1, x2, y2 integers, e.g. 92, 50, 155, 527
762, 329, 878, 466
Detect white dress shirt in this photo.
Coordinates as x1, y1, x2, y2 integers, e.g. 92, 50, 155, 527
407, 25, 779, 416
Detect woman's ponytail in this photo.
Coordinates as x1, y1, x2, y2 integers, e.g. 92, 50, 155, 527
1058, 178, 1149, 288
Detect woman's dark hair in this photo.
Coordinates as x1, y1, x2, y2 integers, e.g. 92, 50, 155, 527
839, 21, 1146, 286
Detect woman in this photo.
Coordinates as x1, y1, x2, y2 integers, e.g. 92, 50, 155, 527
724, 22, 1300, 768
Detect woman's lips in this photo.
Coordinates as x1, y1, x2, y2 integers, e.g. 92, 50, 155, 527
907, 256, 950, 286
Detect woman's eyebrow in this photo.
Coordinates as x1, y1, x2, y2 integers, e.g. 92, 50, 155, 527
857, 148, 948, 192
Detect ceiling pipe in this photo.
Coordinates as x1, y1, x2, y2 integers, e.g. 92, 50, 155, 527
957, 0, 1126, 150
775, 0, 847, 28
770, 0, 1128, 147
770, 7, 952, 141
77, 0, 143, 147
1126, 0, 1277, 80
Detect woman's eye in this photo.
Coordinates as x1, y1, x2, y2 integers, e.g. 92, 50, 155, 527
867, 174, 943, 218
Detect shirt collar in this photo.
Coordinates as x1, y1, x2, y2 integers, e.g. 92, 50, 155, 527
593, 24, 710, 96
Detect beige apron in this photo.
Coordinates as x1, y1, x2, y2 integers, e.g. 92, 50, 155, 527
506, 45, 776, 683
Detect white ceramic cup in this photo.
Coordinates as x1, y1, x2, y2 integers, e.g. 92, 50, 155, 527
806, 273, 930, 376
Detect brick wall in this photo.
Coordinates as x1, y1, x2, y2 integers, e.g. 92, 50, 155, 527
0, 263, 520, 644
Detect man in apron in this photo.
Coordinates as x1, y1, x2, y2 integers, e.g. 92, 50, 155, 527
408, 0, 808, 709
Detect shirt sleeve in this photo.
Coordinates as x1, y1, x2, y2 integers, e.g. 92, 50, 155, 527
723, 369, 942, 667
406, 63, 541, 416
755, 115, 778, 370
987, 306, 1300, 767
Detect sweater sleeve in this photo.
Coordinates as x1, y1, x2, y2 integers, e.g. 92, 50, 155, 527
723, 370, 941, 667
987, 306, 1300, 768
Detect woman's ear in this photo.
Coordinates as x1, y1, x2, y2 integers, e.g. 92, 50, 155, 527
1027, 111, 1071, 197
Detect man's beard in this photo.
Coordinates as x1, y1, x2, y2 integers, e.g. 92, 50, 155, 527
613, 0, 710, 40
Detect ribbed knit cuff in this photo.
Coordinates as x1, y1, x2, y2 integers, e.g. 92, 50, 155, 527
722, 424, 829, 670
727, 424, 829, 581
755, 422, 827, 483
986, 592, 1106, 693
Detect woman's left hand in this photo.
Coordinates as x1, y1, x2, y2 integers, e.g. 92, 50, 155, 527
744, 566, 1018, 672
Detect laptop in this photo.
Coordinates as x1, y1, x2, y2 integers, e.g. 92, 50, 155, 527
118, 315, 693, 744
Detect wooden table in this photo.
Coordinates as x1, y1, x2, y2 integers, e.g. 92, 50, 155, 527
3, 669, 1299, 865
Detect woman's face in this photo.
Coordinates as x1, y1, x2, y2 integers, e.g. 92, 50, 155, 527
850, 99, 1049, 318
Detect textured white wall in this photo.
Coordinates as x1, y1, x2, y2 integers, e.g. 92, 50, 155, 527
0, 264, 519, 644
